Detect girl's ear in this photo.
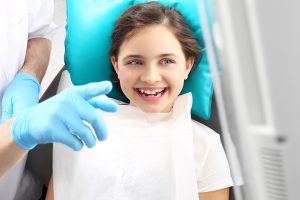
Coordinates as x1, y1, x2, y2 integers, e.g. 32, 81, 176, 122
111, 56, 119, 74
184, 57, 195, 80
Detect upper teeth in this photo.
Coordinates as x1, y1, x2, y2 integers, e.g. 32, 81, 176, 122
139, 88, 164, 94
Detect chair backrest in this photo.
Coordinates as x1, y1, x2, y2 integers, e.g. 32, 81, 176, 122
64, 0, 213, 120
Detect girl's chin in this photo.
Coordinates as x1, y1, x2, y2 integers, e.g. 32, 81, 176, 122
136, 103, 172, 113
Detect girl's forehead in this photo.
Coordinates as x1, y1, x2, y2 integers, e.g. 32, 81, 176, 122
118, 25, 184, 58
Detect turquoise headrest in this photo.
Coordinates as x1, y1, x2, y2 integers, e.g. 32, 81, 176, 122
65, 0, 213, 120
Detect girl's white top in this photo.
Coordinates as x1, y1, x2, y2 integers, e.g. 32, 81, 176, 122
53, 71, 233, 200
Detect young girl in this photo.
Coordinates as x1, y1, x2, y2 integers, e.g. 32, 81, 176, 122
46, 2, 233, 200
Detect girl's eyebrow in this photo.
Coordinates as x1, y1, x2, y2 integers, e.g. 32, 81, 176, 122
157, 53, 178, 58
123, 55, 144, 61
123, 53, 178, 61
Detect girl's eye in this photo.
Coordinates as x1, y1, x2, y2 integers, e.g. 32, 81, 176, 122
128, 60, 142, 65
161, 58, 174, 65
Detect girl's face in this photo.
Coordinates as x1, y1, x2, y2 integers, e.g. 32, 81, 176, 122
111, 25, 194, 113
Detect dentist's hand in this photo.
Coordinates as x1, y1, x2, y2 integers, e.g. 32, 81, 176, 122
1, 73, 40, 123
11, 81, 118, 151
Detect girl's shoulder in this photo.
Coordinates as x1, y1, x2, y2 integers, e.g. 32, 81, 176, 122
191, 120, 221, 144
192, 120, 234, 192
191, 120, 224, 162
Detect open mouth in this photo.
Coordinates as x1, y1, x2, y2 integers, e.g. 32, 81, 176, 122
136, 88, 167, 98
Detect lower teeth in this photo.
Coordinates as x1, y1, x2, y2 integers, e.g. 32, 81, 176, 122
142, 92, 162, 97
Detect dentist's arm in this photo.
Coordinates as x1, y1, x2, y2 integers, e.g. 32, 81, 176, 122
0, 82, 118, 177
1, 38, 51, 123
0, 118, 28, 176
20, 37, 51, 82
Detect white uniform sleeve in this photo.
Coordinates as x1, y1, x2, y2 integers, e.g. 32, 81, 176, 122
27, 0, 57, 40
193, 124, 234, 192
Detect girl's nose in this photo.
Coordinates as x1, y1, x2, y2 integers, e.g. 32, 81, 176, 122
140, 66, 162, 84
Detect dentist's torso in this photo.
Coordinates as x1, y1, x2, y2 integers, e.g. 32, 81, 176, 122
0, 1, 29, 200
1, 0, 56, 197
0, 0, 29, 106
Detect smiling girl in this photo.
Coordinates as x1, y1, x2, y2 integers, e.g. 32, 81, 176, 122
46, 2, 233, 200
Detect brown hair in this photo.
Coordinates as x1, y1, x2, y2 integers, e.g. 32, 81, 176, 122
109, 1, 202, 65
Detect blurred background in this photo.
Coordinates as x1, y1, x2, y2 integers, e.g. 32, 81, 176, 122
40, 0, 66, 95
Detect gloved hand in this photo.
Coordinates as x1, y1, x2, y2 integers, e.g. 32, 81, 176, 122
11, 81, 118, 151
1, 72, 40, 123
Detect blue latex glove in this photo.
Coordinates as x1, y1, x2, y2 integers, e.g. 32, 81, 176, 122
11, 81, 118, 151
1, 72, 40, 123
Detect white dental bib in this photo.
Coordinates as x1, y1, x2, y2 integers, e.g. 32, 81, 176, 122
53, 73, 199, 200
